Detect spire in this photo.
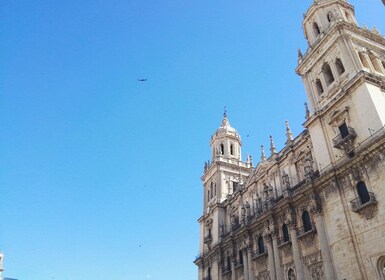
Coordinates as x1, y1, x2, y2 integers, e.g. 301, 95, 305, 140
261, 145, 267, 162
270, 135, 277, 155
285, 121, 294, 142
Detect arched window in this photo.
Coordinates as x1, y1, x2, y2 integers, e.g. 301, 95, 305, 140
282, 223, 290, 243
357, 181, 370, 204
316, 79, 324, 95
322, 63, 335, 85
288, 268, 296, 280
207, 190, 210, 202
239, 250, 243, 265
230, 144, 234, 155
227, 255, 231, 270
220, 144, 224, 155
258, 236, 265, 254
327, 12, 333, 22
302, 211, 312, 232
210, 183, 213, 199
382, 61, 385, 71
335, 58, 345, 75
313, 22, 321, 37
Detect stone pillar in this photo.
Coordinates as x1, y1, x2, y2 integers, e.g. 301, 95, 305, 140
314, 213, 336, 280
218, 258, 223, 280
289, 225, 305, 279
272, 234, 283, 280
199, 266, 203, 280
243, 250, 249, 280
231, 259, 236, 280
266, 235, 276, 280
248, 248, 253, 280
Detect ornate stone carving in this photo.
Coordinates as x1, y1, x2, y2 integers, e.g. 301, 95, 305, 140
302, 231, 317, 247
309, 262, 325, 280
282, 242, 293, 257
256, 270, 270, 280
303, 251, 322, 267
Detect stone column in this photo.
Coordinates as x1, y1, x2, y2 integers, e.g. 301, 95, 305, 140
218, 258, 223, 280
314, 213, 336, 280
265, 235, 276, 280
243, 250, 249, 280
289, 225, 305, 279
248, 247, 253, 280
272, 234, 283, 280
231, 259, 236, 280
198, 266, 203, 280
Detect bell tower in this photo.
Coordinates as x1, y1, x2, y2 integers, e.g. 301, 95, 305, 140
296, 0, 385, 171
197, 111, 252, 280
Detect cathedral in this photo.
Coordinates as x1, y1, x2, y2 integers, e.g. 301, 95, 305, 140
194, 1, 385, 280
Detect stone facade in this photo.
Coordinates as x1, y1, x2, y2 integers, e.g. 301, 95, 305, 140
194, 1, 385, 280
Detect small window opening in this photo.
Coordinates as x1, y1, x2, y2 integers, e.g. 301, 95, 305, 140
322, 63, 335, 85
316, 79, 324, 95
302, 211, 312, 232
313, 22, 321, 37
382, 61, 385, 71
282, 224, 290, 243
227, 255, 231, 270
220, 143, 224, 155
239, 250, 243, 265
338, 122, 349, 139
258, 236, 265, 254
230, 144, 234, 155
357, 181, 370, 204
208, 267, 211, 278
210, 183, 213, 199
207, 190, 210, 202
359, 52, 371, 69
232, 181, 238, 192
336, 58, 345, 75
327, 12, 333, 22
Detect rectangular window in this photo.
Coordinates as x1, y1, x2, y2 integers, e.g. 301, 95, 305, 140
339, 122, 349, 138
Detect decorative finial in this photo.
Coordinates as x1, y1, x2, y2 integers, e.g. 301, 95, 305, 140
372, 26, 381, 35
305, 102, 310, 119
285, 120, 294, 142
298, 48, 303, 60
261, 145, 267, 162
270, 135, 277, 155
221, 106, 230, 127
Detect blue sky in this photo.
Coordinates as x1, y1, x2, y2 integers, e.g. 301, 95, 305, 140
0, 1, 384, 279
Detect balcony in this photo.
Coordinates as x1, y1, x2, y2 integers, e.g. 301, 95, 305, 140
277, 237, 291, 247
234, 260, 244, 269
251, 249, 267, 260
297, 226, 316, 238
204, 233, 212, 244
221, 267, 232, 275
350, 192, 377, 219
333, 127, 357, 149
